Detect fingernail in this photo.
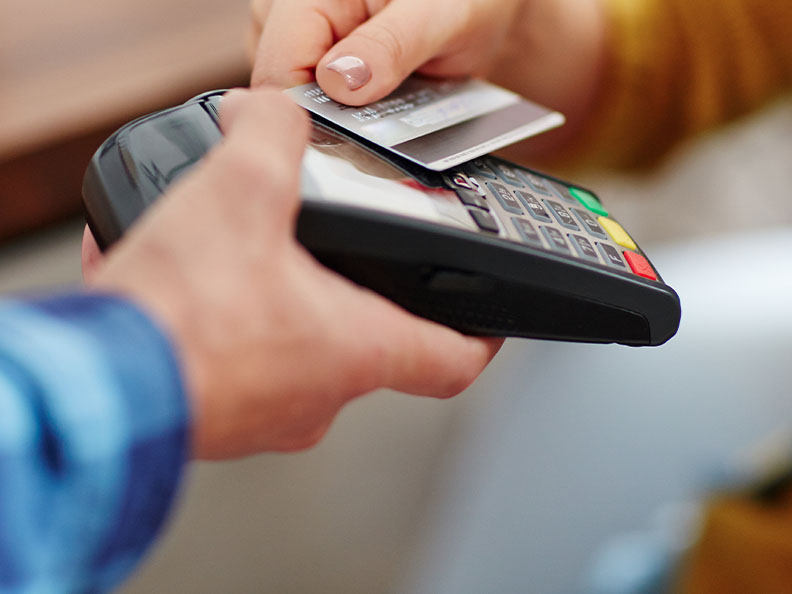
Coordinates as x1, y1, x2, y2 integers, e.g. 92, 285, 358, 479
325, 56, 371, 91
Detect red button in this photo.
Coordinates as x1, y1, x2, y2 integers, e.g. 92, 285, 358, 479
623, 251, 657, 280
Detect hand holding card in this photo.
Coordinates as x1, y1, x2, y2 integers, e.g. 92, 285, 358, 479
250, 0, 607, 167
286, 76, 564, 171
250, 0, 525, 105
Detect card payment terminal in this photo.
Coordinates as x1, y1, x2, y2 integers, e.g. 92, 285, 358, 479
82, 90, 681, 346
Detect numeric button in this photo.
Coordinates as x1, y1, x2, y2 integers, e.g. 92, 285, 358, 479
515, 191, 552, 222
519, 171, 555, 197
550, 182, 578, 203
572, 208, 607, 239
486, 182, 523, 214
540, 226, 571, 253
512, 218, 542, 245
544, 200, 580, 231
569, 235, 600, 262
492, 162, 525, 187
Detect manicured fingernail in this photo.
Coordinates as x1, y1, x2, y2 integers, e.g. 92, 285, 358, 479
326, 56, 371, 91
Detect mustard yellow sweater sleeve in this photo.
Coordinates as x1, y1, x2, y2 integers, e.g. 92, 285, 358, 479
575, 0, 792, 169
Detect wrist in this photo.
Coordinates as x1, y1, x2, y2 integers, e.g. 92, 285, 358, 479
92, 252, 210, 458
488, 0, 609, 161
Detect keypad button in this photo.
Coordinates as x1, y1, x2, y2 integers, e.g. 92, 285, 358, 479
519, 171, 555, 197
486, 182, 523, 214
569, 234, 600, 262
550, 182, 578, 202
598, 217, 637, 251
455, 187, 489, 210
570, 187, 609, 217
492, 162, 525, 187
623, 251, 658, 280
469, 208, 500, 233
598, 243, 627, 268
544, 200, 580, 231
464, 158, 498, 179
572, 208, 607, 239
466, 175, 485, 194
512, 217, 542, 245
515, 191, 552, 222
540, 226, 571, 253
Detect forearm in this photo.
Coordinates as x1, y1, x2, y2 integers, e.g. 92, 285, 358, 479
0, 295, 189, 592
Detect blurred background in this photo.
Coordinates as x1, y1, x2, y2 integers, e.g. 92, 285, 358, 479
2, 1, 792, 592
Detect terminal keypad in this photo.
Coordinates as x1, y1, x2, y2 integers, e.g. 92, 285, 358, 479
451, 157, 659, 282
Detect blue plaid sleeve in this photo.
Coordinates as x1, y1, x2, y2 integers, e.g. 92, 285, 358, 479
0, 293, 190, 593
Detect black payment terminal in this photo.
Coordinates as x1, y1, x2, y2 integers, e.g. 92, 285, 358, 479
82, 90, 681, 346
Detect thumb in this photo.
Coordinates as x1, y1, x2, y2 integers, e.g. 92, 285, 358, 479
316, 0, 462, 106
81, 225, 104, 284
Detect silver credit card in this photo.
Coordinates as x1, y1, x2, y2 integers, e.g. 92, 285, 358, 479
285, 76, 565, 171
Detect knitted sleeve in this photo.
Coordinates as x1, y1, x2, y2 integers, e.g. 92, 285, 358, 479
571, 0, 792, 169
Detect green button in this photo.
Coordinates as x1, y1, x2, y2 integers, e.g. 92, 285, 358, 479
569, 187, 608, 217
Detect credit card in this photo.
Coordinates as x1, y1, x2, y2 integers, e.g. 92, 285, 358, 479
285, 76, 565, 171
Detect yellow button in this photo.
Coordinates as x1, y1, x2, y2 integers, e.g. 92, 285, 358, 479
598, 217, 637, 251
